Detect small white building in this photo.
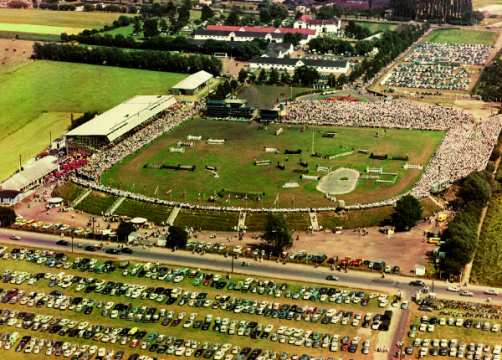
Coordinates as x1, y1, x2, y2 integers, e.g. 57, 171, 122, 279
0, 190, 23, 206
1, 155, 58, 193
171, 70, 214, 95
294, 15, 341, 34
249, 57, 350, 76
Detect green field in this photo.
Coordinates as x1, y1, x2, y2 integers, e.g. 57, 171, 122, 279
0, 22, 80, 35
473, 0, 502, 9
238, 85, 313, 109
355, 21, 398, 33
0, 60, 185, 181
472, 192, 502, 287
0, 8, 123, 33
426, 28, 497, 45
101, 118, 444, 208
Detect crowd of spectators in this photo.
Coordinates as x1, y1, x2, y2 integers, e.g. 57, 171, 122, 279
405, 43, 493, 65
285, 99, 502, 201
76, 101, 203, 180
70, 98, 501, 213
383, 63, 470, 91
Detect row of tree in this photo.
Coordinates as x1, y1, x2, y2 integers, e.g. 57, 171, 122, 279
440, 171, 495, 276
239, 66, 320, 87
390, 0, 474, 24
62, 33, 266, 61
308, 37, 373, 56
476, 59, 502, 102
32, 42, 222, 75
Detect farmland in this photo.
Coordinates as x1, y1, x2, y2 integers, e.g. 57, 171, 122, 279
0, 8, 123, 36
0, 245, 390, 359
0, 60, 185, 180
101, 117, 444, 208
425, 29, 497, 45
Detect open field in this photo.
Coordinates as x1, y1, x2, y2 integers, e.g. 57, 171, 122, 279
471, 192, 502, 287
0, 60, 185, 180
101, 118, 443, 208
474, 0, 502, 9
354, 21, 398, 33
0, 8, 123, 34
0, 22, 81, 35
0, 245, 388, 359
0, 38, 33, 73
238, 85, 313, 109
425, 29, 497, 45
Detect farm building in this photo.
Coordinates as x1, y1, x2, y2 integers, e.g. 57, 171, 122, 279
171, 71, 214, 95
65, 95, 176, 149
1, 156, 58, 194
249, 57, 350, 76
294, 15, 342, 34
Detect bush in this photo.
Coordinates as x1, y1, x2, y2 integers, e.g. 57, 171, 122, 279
391, 195, 422, 231
0, 207, 16, 227
166, 226, 188, 249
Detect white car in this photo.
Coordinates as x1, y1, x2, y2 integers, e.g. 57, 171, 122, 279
447, 285, 461, 292
484, 288, 499, 296
460, 290, 474, 297
9, 235, 21, 240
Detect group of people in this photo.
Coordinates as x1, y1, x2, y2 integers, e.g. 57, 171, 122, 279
285, 99, 502, 201
383, 42, 493, 91
76, 101, 203, 180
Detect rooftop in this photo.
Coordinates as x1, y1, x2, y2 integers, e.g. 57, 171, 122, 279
206, 25, 316, 36
172, 70, 214, 91
66, 95, 176, 143
1, 156, 58, 192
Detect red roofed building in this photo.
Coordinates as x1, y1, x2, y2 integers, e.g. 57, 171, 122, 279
293, 15, 341, 34
206, 25, 316, 36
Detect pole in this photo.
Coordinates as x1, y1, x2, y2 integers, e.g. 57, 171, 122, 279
71, 235, 74, 253
231, 255, 234, 274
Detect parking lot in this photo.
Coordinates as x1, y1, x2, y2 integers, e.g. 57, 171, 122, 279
0, 245, 395, 360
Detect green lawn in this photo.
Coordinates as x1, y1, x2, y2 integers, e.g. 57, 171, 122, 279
0, 22, 81, 35
471, 192, 502, 287
0, 8, 123, 31
0, 60, 185, 181
355, 21, 398, 33
75, 191, 118, 215
238, 85, 313, 109
426, 28, 497, 45
102, 118, 444, 208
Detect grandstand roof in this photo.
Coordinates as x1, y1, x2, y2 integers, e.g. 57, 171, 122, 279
66, 95, 176, 143
172, 71, 213, 91
1, 156, 58, 192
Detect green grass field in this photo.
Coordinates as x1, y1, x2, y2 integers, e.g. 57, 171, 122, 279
472, 192, 502, 287
0, 8, 123, 33
473, 0, 502, 8
426, 28, 497, 45
101, 118, 444, 208
355, 21, 398, 33
0, 60, 185, 181
238, 85, 313, 109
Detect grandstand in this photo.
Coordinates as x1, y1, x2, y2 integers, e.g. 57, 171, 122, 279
66, 95, 176, 149
205, 98, 255, 119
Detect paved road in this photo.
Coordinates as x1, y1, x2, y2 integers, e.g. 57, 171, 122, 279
1, 228, 501, 305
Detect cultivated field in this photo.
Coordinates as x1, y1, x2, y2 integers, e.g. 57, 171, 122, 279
425, 29, 497, 45
0, 245, 391, 359
101, 118, 444, 208
0, 8, 123, 35
0, 60, 185, 180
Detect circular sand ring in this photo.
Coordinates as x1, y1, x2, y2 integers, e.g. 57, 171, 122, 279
317, 168, 359, 195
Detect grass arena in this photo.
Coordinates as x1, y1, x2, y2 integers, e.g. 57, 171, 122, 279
100, 118, 444, 209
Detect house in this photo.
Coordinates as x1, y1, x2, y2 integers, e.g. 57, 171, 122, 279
294, 15, 341, 34
249, 57, 350, 76
0, 190, 23, 206
193, 25, 316, 45
264, 43, 294, 58
171, 70, 214, 95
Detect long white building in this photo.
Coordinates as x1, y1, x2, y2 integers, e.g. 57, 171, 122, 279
66, 95, 176, 149
249, 57, 350, 76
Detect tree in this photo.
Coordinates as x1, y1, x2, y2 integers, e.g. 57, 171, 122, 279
391, 195, 422, 231
116, 221, 135, 242
225, 8, 240, 25
268, 68, 280, 84
283, 33, 303, 46
238, 68, 248, 83
132, 17, 142, 34
159, 18, 168, 33
280, 71, 291, 84
201, 5, 215, 21
262, 213, 292, 256
258, 69, 267, 83
143, 18, 159, 37
0, 207, 16, 227
344, 20, 371, 39
166, 226, 188, 249
293, 65, 319, 86
316, 5, 341, 19
459, 171, 492, 205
